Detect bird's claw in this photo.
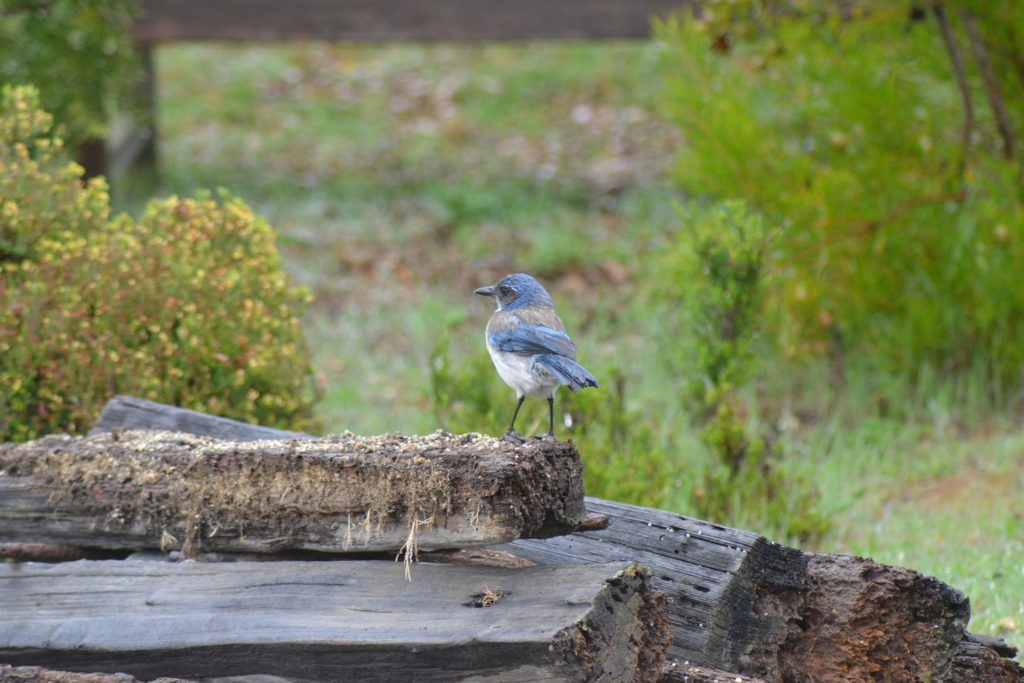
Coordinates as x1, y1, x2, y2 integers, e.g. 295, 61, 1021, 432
534, 432, 557, 442
503, 430, 525, 444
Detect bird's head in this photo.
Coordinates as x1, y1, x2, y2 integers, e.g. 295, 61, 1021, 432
474, 273, 554, 311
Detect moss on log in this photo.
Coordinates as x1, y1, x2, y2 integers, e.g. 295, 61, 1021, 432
0, 429, 585, 556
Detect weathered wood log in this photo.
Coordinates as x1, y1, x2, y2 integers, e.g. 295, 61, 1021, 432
90, 395, 313, 442
509, 517, 1024, 681
83, 396, 1024, 681
0, 665, 181, 683
505, 499, 806, 676
0, 429, 585, 556
0, 559, 669, 682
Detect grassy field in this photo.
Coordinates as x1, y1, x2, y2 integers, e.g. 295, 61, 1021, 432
116, 42, 1022, 658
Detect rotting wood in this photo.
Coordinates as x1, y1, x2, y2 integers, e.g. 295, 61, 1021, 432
660, 662, 765, 683
0, 560, 669, 683
82, 395, 1024, 682
507, 503, 1024, 681
504, 499, 807, 676
0, 429, 585, 557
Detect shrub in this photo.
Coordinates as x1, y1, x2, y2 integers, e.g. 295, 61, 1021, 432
0, 87, 320, 440
656, 2, 1024, 393
0, 86, 111, 264
660, 201, 829, 543
0, 0, 139, 148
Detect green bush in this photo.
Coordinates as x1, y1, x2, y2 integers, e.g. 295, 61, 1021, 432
0, 86, 320, 440
656, 2, 1024, 392
430, 316, 672, 508
0, 86, 110, 263
660, 201, 829, 543
0, 0, 139, 148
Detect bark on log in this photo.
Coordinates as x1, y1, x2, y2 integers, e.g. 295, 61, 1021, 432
0, 559, 669, 682
0, 429, 585, 556
79, 396, 1024, 681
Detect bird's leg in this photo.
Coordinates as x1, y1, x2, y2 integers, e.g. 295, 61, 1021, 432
503, 396, 526, 443
536, 397, 557, 441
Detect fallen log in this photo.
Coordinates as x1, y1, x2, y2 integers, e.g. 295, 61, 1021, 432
81, 395, 1024, 681
505, 499, 805, 676
0, 559, 669, 682
509, 517, 1024, 681
89, 395, 313, 442
0, 429, 585, 556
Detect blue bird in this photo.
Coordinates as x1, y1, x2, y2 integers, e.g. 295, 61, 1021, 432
474, 273, 599, 441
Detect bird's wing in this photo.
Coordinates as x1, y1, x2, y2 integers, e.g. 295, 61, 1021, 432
490, 324, 576, 359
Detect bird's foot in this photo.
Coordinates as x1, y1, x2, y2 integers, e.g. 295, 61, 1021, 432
502, 430, 525, 444
534, 432, 557, 442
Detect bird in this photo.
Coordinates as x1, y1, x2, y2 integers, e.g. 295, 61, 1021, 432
474, 273, 599, 441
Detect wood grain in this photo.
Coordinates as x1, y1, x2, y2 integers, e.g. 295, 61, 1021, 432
0, 560, 667, 682
505, 498, 805, 673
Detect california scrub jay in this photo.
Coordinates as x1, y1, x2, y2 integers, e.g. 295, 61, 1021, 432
475, 273, 599, 441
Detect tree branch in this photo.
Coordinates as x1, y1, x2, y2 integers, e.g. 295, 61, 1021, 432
1004, 25, 1024, 90
930, 1, 974, 179
960, 7, 1017, 163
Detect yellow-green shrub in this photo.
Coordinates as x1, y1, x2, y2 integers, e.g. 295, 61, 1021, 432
0, 86, 111, 263
0, 87, 320, 440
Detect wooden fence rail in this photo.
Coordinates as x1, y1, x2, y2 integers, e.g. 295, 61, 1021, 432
95, 0, 692, 177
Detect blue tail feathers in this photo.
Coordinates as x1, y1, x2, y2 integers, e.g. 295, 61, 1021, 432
532, 354, 600, 393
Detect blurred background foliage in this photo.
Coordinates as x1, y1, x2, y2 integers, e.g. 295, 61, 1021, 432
1, 0, 1022, 654
658, 0, 1024, 393
0, 0, 139, 149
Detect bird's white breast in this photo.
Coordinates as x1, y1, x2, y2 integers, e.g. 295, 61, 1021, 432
485, 337, 558, 399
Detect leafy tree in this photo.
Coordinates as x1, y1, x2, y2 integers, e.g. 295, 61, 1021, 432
0, 0, 139, 149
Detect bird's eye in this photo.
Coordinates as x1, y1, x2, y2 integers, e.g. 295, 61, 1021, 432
498, 286, 511, 297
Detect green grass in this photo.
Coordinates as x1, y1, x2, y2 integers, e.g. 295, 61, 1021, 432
113, 42, 1023, 660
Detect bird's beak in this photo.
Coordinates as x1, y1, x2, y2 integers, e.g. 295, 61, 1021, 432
474, 285, 495, 297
